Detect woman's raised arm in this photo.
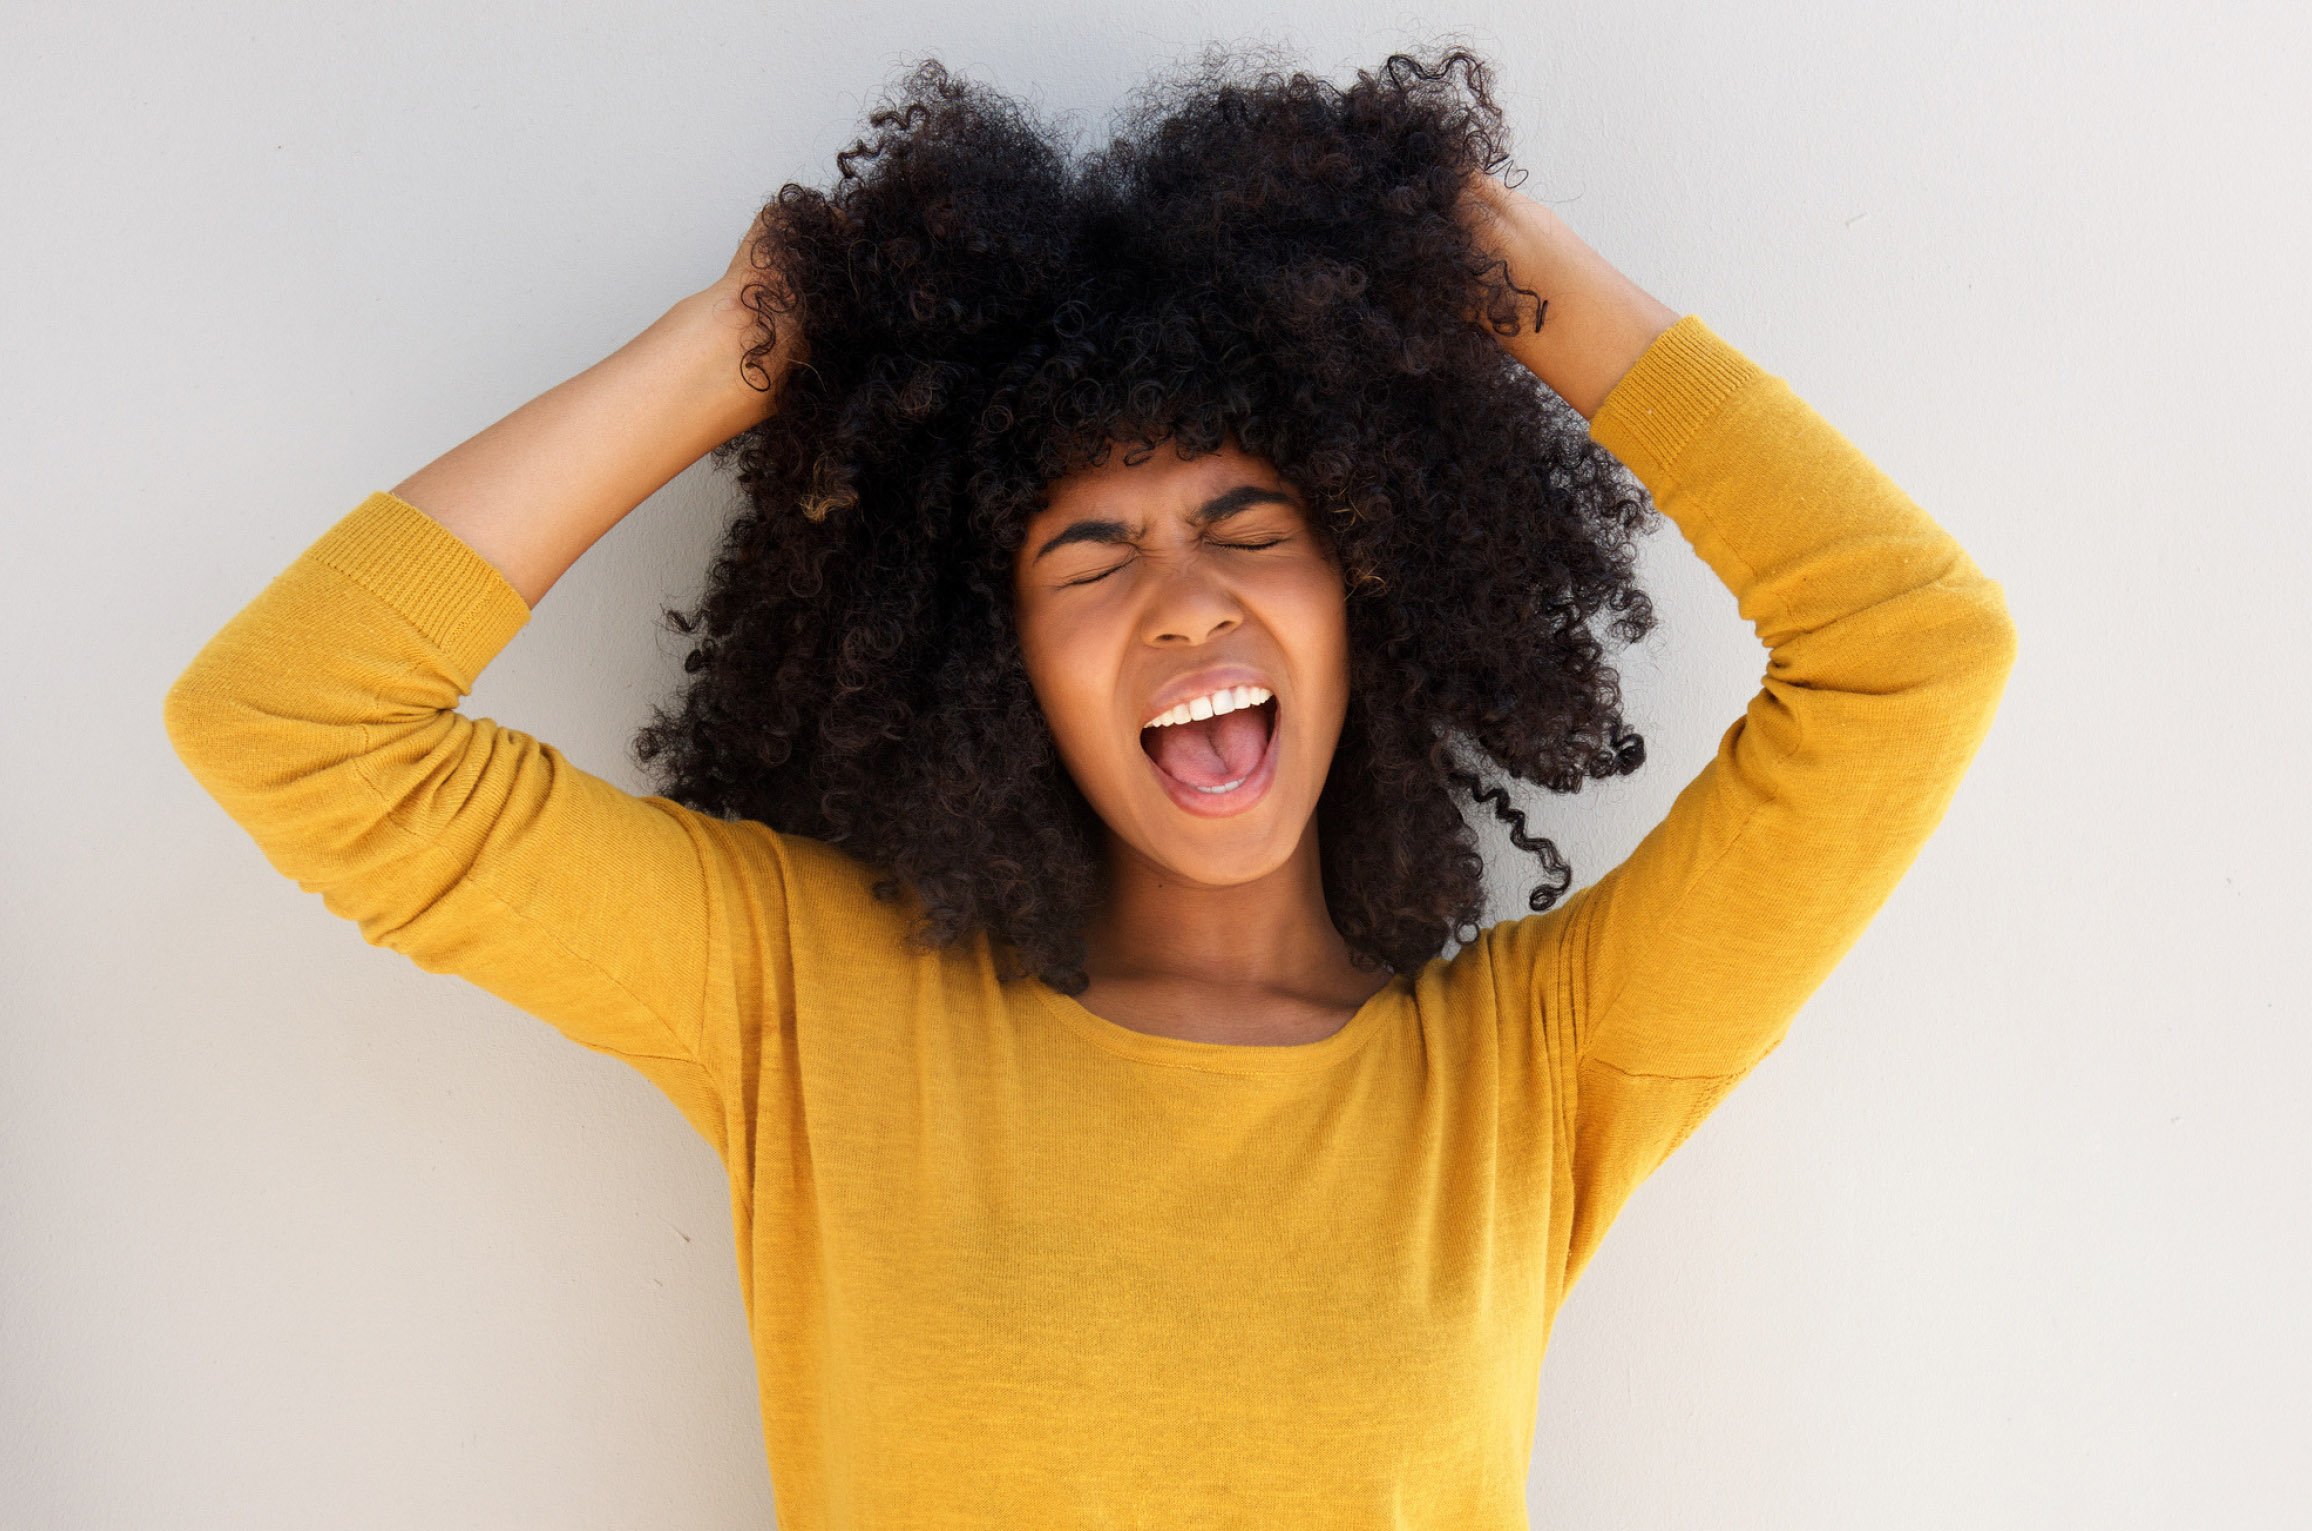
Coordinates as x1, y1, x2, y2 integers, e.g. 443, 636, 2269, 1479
160, 211, 848, 1158
1456, 170, 1679, 422
1462, 176, 2018, 1288
393, 213, 800, 606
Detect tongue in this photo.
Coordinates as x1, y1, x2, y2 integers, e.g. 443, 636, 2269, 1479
1146, 708, 1268, 788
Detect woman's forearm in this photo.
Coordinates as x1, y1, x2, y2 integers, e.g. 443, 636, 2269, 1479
390, 285, 780, 609
1463, 175, 1680, 422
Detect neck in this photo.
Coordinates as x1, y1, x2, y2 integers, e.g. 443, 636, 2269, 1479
1081, 816, 1383, 1006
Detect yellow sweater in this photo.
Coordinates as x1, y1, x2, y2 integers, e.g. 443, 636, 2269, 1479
164, 315, 2016, 1528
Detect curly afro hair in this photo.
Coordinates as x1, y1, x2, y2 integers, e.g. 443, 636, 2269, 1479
632, 43, 1661, 995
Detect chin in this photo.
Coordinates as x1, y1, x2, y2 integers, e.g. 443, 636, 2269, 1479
1139, 816, 1307, 888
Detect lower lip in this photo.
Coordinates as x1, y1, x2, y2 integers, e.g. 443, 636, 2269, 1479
1142, 706, 1282, 819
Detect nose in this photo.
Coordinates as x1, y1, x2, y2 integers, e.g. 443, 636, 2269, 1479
1140, 558, 1243, 646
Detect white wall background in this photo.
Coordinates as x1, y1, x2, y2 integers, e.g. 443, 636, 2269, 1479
5, 2, 2304, 1526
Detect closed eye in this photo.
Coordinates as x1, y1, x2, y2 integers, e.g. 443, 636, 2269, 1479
1058, 538, 1287, 588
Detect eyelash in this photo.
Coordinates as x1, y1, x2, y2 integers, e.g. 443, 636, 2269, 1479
1061, 538, 1286, 587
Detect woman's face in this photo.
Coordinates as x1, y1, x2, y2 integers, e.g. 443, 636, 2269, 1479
1011, 437, 1350, 888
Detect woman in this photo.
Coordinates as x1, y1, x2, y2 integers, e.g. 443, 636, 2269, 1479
165, 47, 2016, 1529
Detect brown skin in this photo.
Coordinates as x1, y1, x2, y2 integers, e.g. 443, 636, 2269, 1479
1011, 172, 1678, 1045
390, 209, 795, 609
1455, 172, 1681, 422
1013, 440, 1379, 1045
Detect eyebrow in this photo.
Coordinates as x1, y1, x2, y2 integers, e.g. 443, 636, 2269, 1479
1030, 485, 1299, 563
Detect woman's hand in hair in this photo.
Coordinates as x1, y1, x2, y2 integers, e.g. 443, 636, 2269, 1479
697, 204, 810, 417
1456, 170, 1679, 422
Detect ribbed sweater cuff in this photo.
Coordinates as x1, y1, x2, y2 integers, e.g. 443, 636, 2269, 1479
1587, 314, 1768, 492
303, 490, 534, 690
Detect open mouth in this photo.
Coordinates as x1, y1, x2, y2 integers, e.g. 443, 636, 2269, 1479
1139, 691, 1281, 815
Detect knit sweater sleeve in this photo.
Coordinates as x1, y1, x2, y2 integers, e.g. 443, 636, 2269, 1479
1490, 316, 2019, 1288
160, 491, 888, 1158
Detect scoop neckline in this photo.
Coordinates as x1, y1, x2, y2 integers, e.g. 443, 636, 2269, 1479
1028, 970, 1409, 1075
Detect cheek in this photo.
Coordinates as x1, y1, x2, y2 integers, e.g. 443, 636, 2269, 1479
1273, 573, 1353, 713
1016, 603, 1119, 760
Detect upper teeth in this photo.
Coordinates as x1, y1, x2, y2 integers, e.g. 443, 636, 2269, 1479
1143, 685, 1271, 730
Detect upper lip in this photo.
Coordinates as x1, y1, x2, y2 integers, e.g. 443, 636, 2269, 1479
1138, 663, 1280, 730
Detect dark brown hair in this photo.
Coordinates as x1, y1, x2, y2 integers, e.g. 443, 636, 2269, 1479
634, 44, 1658, 993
